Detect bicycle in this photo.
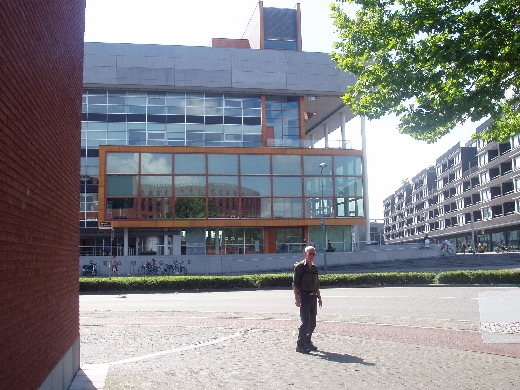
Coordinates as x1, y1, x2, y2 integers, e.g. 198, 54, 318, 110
440, 244, 454, 256
170, 259, 188, 275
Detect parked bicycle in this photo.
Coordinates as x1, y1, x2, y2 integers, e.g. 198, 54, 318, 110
137, 260, 159, 275
169, 259, 188, 275
82, 260, 98, 276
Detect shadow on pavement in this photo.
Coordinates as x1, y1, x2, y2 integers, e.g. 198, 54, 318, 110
311, 350, 376, 366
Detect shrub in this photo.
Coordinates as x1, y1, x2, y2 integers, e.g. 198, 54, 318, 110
79, 270, 520, 293
435, 270, 520, 285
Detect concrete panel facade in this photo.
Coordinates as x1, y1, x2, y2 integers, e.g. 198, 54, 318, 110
84, 42, 354, 95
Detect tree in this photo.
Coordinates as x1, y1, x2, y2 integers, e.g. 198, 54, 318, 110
331, 0, 520, 142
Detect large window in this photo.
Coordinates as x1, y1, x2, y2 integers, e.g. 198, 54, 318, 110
103, 151, 364, 220
265, 96, 300, 147
83, 91, 262, 149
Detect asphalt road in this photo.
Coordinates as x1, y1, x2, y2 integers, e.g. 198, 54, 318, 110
79, 286, 514, 328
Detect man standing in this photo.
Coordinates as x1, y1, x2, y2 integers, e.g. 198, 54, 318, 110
293, 246, 323, 353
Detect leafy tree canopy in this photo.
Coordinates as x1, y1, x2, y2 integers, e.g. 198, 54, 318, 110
331, 0, 520, 143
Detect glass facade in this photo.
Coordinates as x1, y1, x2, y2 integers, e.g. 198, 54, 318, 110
104, 151, 364, 220
81, 91, 264, 226
82, 91, 262, 149
81, 90, 364, 256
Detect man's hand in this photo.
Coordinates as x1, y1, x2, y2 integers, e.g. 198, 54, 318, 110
295, 297, 301, 307
318, 297, 322, 308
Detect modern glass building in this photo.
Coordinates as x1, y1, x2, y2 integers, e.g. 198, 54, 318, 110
81, 3, 366, 257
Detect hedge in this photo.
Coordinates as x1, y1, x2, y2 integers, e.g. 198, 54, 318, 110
79, 270, 520, 292
434, 270, 520, 285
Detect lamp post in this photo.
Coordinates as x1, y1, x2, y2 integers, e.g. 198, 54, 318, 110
319, 162, 328, 273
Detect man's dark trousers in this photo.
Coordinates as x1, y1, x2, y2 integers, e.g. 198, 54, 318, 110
298, 292, 317, 345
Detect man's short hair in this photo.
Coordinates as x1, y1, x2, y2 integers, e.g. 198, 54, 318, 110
304, 245, 315, 253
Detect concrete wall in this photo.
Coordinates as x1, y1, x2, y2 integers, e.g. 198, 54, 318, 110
0, 1, 84, 389
80, 245, 442, 276
84, 42, 355, 94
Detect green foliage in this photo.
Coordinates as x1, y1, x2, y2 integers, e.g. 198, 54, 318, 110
80, 270, 519, 292
331, 0, 520, 142
435, 270, 520, 284
320, 272, 435, 286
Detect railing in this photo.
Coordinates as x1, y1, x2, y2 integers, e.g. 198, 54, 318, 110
266, 138, 352, 149
79, 241, 347, 256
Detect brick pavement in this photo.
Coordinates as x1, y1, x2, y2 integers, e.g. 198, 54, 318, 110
70, 303, 520, 389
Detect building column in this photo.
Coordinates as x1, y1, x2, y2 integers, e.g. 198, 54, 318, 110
123, 228, 128, 256
340, 112, 346, 149
164, 233, 169, 255
324, 123, 329, 148
361, 116, 370, 247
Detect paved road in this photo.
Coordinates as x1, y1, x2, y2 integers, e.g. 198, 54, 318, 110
71, 285, 520, 390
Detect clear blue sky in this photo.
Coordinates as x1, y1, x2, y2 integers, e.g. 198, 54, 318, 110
84, 0, 483, 219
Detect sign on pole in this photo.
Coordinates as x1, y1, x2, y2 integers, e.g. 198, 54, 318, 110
98, 221, 112, 230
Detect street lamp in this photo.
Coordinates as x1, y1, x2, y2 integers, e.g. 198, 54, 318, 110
319, 162, 328, 273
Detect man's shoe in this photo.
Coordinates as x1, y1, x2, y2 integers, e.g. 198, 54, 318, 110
305, 341, 318, 351
296, 344, 310, 354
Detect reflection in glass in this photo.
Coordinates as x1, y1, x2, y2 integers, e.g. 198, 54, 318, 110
335, 177, 363, 197
208, 154, 238, 174
106, 176, 138, 196
240, 155, 270, 174
175, 154, 206, 174
141, 153, 172, 174
140, 176, 172, 196
240, 176, 271, 196
334, 156, 362, 176
106, 198, 138, 219
304, 197, 321, 218
241, 198, 271, 218
208, 197, 239, 218
107, 153, 138, 173
174, 198, 206, 218
140, 197, 171, 219
304, 176, 333, 197
273, 155, 301, 175
336, 197, 364, 217
303, 155, 332, 175
273, 177, 302, 196
273, 198, 302, 218
174, 176, 206, 196
207, 176, 239, 196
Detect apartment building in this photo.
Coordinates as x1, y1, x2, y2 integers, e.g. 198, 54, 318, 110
81, 3, 367, 257
384, 120, 520, 250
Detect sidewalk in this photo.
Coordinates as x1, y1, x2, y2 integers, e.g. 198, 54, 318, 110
70, 284, 520, 389
70, 315, 520, 390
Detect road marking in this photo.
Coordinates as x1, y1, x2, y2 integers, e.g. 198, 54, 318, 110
111, 331, 245, 365
71, 331, 249, 389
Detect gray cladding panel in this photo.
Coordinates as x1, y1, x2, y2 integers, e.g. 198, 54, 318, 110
84, 43, 354, 93
84, 54, 116, 67
174, 56, 231, 71
83, 66, 117, 84
175, 69, 232, 88
232, 71, 287, 89
117, 55, 175, 69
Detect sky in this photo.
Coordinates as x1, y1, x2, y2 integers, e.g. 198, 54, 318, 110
84, 0, 485, 220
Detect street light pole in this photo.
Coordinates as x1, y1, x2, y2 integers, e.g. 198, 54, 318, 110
319, 162, 328, 273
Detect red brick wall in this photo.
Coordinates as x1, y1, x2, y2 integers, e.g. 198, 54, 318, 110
0, 1, 85, 389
